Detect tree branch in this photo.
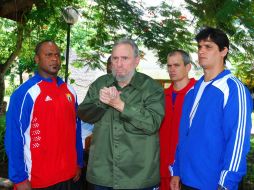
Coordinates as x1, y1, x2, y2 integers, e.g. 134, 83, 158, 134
2, 22, 24, 75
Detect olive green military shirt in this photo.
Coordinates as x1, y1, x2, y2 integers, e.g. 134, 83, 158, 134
78, 71, 165, 189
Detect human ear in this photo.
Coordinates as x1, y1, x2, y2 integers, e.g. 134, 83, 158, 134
34, 55, 39, 64
221, 47, 228, 57
135, 56, 140, 67
186, 63, 191, 72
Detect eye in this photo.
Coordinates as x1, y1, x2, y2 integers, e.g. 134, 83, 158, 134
45, 53, 53, 57
111, 57, 118, 62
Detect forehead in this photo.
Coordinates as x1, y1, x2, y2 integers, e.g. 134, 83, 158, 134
40, 42, 59, 53
112, 43, 134, 56
198, 38, 216, 45
167, 53, 183, 63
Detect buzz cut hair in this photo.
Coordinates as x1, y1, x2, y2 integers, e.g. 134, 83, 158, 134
35, 40, 58, 55
167, 50, 191, 66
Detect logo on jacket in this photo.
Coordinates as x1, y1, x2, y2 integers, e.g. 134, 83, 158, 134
45, 95, 52, 101
66, 93, 72, 102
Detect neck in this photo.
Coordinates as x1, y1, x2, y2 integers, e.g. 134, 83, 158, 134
38, 71, 57, 79
203, 67, 224, 82
173, 78, 190, 91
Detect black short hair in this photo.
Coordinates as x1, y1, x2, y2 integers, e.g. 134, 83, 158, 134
35, 40, 58, 55
195, 27, 229, 63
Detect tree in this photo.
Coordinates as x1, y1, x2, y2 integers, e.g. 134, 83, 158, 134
0, 0, 85, 110
71, 0, 194, 68
0, 0, 195, 109
0, 19, 24, 111
185, 0, 254, 89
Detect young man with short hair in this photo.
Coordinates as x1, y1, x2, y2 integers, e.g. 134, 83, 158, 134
170, 27, 253, 190
159, 50, 195, 190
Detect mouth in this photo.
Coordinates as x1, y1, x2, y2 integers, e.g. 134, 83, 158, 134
51, 65, 60, 70
115, 70, 125, 75
199, 57, 206, 60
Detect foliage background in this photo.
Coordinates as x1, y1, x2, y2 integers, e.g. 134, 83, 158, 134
0, 1, 253, 187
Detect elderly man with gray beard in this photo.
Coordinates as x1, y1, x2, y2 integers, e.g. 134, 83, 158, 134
78, 39, 165, 190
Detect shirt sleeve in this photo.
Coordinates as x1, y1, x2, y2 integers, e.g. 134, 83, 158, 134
218, 79, 253, 189
78, 82, 108, 123
120, 87, 165, 135
71, 89, 83, 168
76, 116, 84, 167
4, 92, 33, 184
170, 145, 180, 177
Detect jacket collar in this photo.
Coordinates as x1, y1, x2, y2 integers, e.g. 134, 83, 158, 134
129, 71, 143, 89
193, 69, 231, 98
197, 69, 231, 87
166, 78, 196, 95
34, 72, 64, 86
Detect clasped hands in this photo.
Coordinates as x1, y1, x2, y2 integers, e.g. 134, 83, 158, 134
99, 86, 124, 112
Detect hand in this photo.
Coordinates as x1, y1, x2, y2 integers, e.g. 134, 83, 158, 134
99, 87, 111, 104
73, 167, 82, 182
99, 86, 124, 112
217, 185, 229, 190
170, 176, 181, 190
15, 180, 31, 190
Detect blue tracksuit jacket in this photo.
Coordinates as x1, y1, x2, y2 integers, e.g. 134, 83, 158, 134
172, 70, 253, 190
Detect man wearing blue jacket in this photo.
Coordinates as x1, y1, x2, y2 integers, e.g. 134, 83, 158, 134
5, 40, 83, 190
170, 27, 253, 190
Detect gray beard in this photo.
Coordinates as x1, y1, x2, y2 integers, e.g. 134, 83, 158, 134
112, 69, 135, 83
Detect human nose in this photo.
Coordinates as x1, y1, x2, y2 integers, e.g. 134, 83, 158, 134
115, 58, 123, 67
51, 54, 59, 61
198, 46, 205, 55
168, 66, 175, 72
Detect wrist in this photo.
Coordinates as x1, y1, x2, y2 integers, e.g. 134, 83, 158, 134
114, 100, 124, 112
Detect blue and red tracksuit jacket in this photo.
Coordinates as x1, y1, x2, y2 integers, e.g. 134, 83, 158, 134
4, 73, 83, 188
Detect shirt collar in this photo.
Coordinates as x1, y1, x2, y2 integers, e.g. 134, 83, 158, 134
128, 71, 142, 89
34, 72, 64, 86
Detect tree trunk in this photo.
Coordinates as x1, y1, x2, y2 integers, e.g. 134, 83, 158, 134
0, 23, 24, 110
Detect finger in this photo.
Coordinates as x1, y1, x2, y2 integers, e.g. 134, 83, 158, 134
108, 87, 114, 97
100, 90, 111, 99
100, 95, 110, 104
111, 86, 118, 94
110, 86, 118, 98
100, 89, 108, 95
73, 175, 79, 182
